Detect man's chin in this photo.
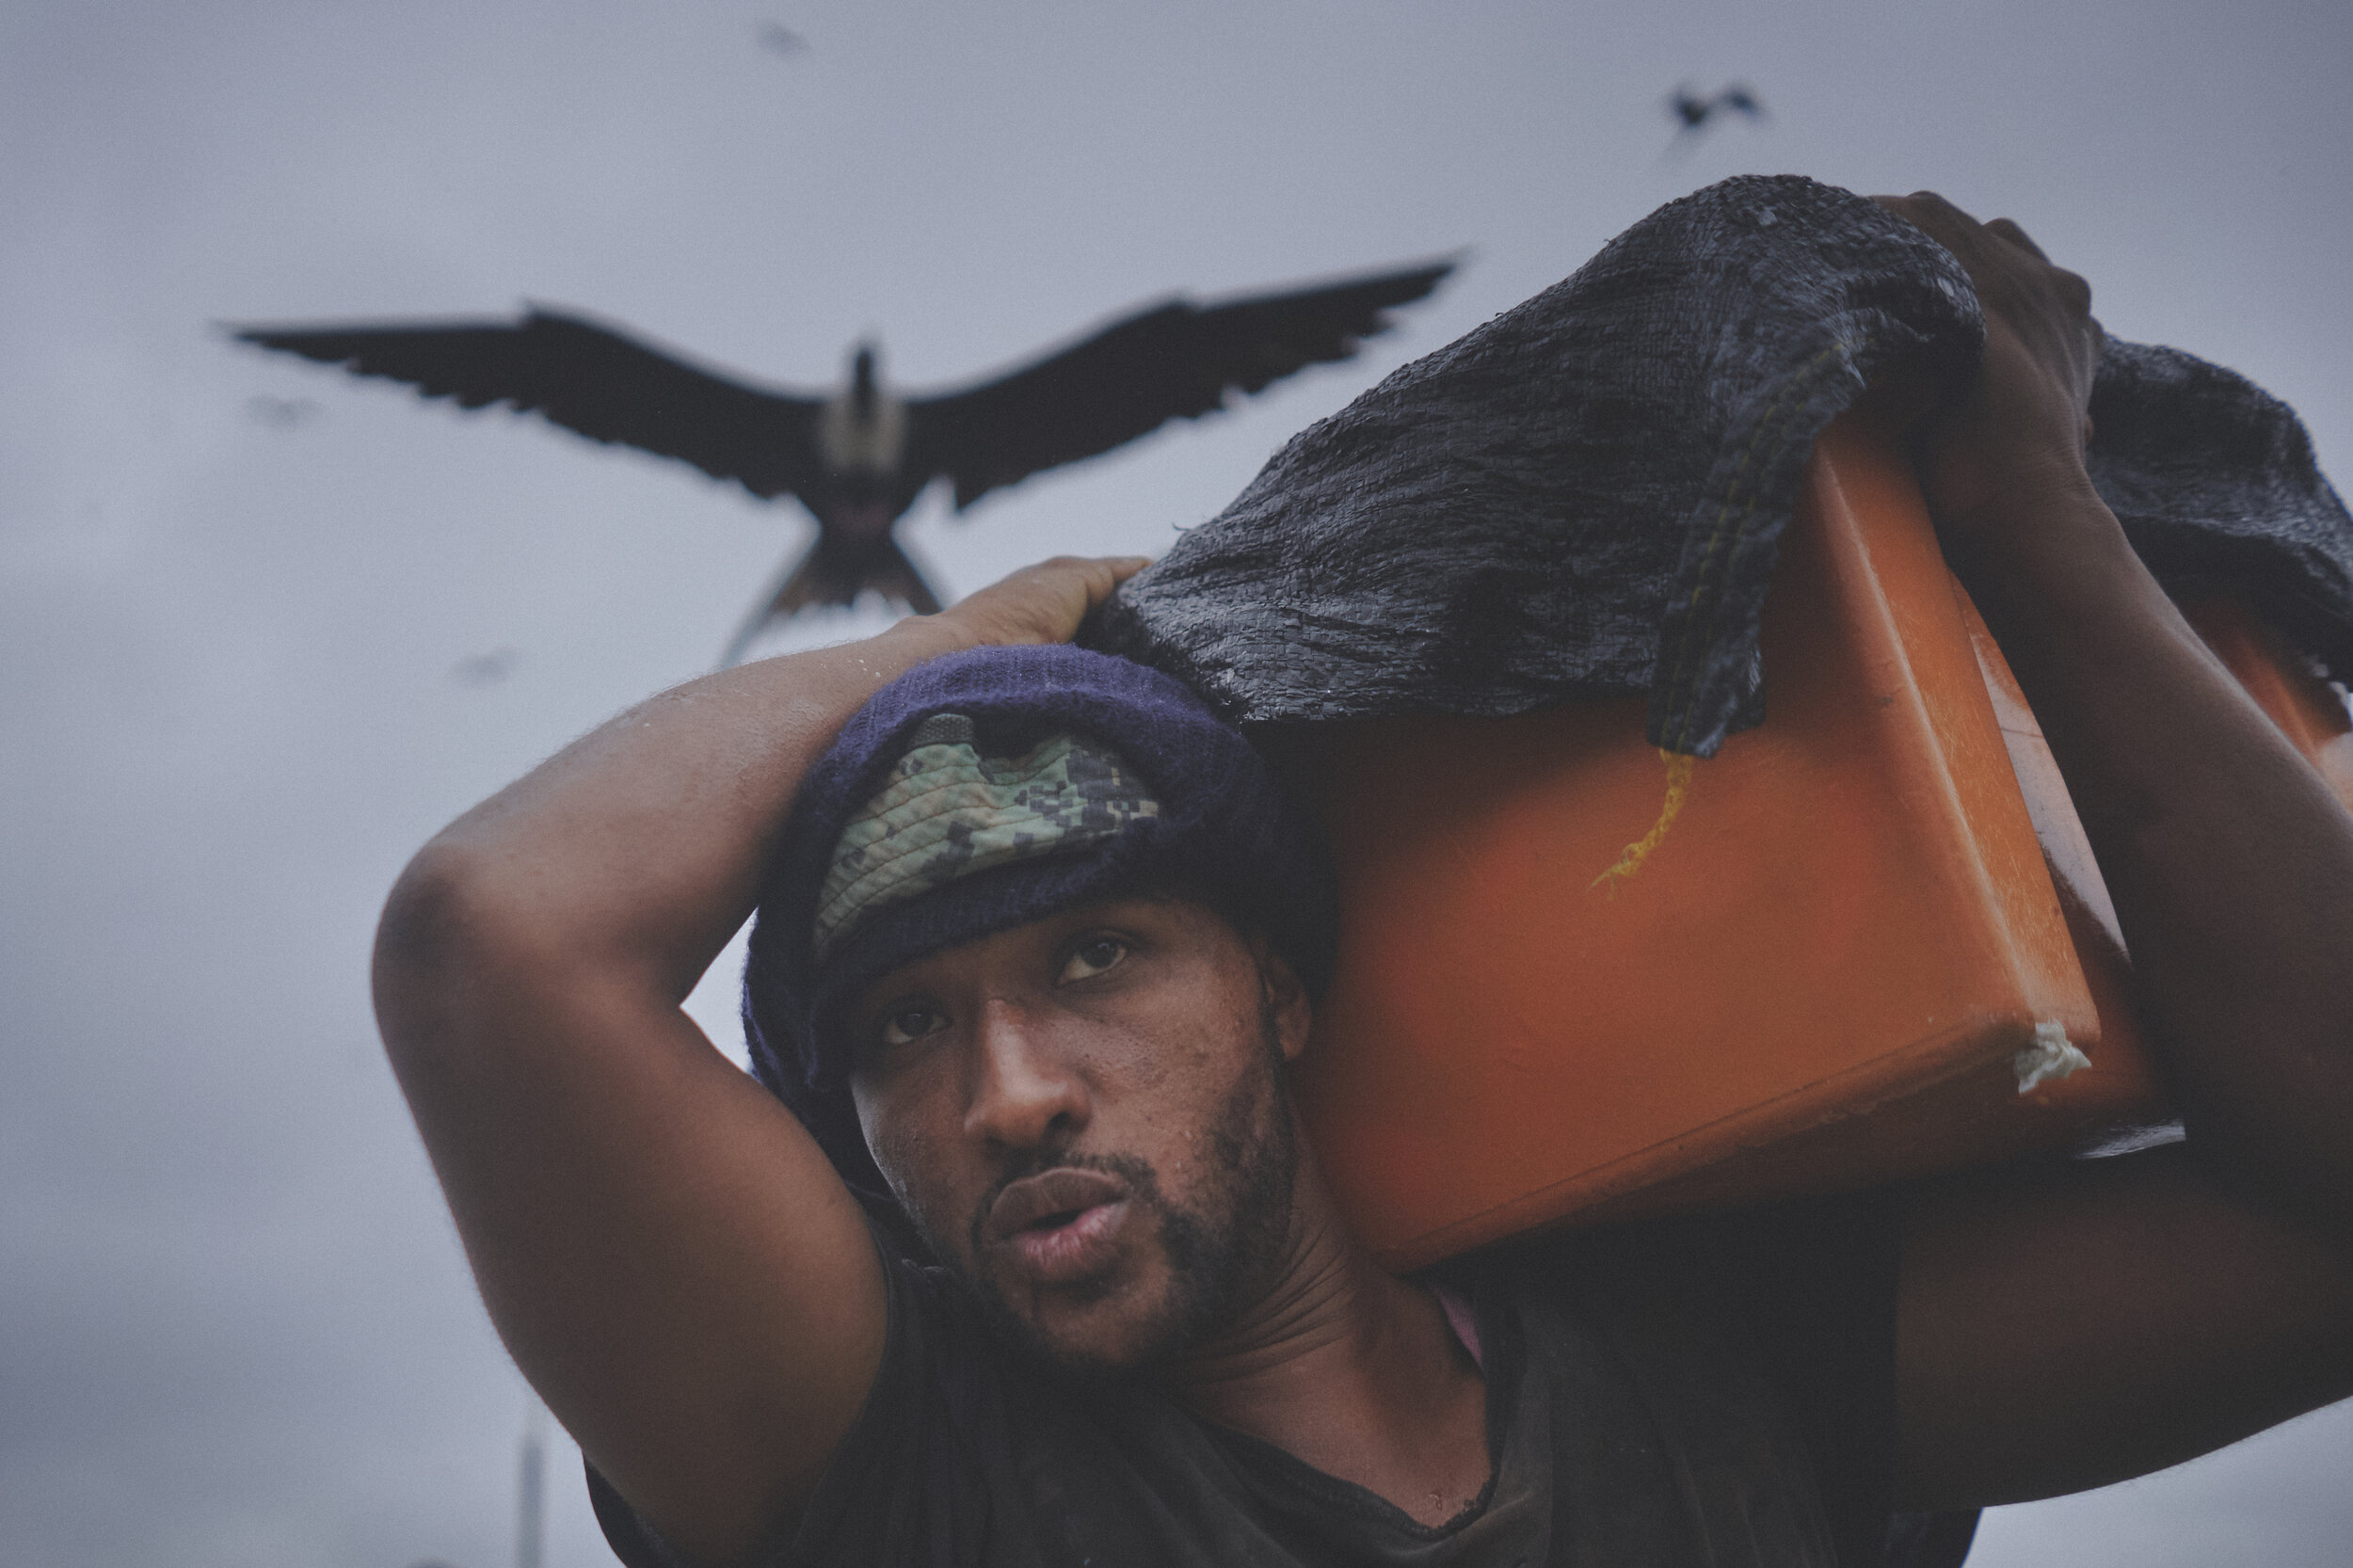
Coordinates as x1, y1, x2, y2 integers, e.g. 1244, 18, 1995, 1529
970, 1264, 1193, 1378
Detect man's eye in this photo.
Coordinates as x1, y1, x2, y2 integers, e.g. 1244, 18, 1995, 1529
879, 1005, 945, 1048
1059, 936, 1128, 984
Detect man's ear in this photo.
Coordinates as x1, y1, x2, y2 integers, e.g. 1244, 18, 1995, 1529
1249, 937, 1314, 1064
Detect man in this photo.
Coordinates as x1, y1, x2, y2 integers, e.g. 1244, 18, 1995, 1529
373, 196, 2353, 1566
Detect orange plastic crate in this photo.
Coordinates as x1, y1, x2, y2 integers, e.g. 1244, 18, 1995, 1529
1289, 406, 2353, 1272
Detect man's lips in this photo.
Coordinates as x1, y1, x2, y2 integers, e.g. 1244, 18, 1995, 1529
987, 1167, 1130, 1240
984, 1168, 1133, 1285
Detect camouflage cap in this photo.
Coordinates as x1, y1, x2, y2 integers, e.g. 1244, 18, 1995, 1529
813, 714, 1162, 963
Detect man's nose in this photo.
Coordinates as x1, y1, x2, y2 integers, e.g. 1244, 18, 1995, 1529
963, 1001, 1089, 1150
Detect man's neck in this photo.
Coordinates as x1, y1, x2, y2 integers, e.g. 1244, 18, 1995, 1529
1156, 1153, 1492, 1528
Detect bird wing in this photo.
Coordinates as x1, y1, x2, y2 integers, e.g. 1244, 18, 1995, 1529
905, 257, 1456, 511
232, 308, 825, 500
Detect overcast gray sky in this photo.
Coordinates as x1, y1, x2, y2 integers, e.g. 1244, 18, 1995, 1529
4, 1, 2349, 1564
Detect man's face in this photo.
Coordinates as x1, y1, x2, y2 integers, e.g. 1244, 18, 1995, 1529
846, 895, 1310, 1374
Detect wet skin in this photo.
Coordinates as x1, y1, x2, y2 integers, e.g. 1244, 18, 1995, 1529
847, 895, 1307, 1373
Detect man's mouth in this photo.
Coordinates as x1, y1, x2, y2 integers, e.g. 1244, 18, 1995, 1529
984, 1168, 1133, 1286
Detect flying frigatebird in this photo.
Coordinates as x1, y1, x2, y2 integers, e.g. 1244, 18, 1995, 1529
232, 257, 1455, 663
1667, 82, 1766, 143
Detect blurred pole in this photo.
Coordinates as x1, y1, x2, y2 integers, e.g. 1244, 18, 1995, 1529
517, 1398, 546, 1568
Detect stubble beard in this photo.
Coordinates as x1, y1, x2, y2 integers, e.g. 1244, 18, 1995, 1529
906, 1007, 1299, 1380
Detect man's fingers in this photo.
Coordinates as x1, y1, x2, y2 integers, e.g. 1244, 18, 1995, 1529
1876, 193, 2036, 271
1869, 190, 1968, 218
944, 554, 1156, 648
1984, 217, 2050, 262
1027, 553, 1152, 606
2056, 269, 2095, 318
1874, 192, 2094, 325
1871, 190, 1978, 235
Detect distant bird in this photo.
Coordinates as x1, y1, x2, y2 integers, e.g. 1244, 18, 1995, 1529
1668, 82, 1766, 140
232, 258, 1455, 662
451, 647, 521, 687
755, 21, 808, 56
245, 393, 320, 428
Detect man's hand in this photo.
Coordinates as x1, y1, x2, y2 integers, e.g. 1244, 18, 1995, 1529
931, 553, 1150, 649
1872, 192, 2105, 559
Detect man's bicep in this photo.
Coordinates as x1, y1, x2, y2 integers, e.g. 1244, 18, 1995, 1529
1892, 1143, 2353, 1510
504, 1021, 888, 1563
376, 911, 888, 1563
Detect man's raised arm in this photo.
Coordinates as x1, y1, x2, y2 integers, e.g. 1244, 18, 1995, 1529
1872, 193, 2353, 1508
371, 556, 1143, 1561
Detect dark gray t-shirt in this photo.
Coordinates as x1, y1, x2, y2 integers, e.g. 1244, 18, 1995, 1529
591, 1195, 1970, 1568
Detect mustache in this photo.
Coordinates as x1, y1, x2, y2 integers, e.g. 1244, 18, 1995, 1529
968, 1148, 1160, 1257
